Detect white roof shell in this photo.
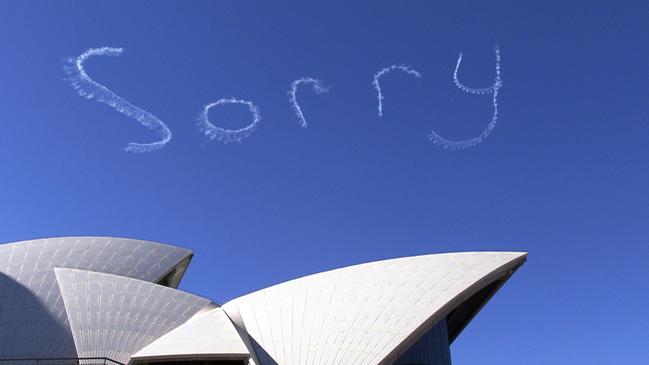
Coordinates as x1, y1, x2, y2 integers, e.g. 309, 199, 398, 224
131, 307, 250, 362
55, 267, 212, 364
0, 236, 193, 358
0, 237, 527, 365
222, 251, 526, 365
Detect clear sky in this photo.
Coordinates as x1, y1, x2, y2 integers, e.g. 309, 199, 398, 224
1, 1, 647, 363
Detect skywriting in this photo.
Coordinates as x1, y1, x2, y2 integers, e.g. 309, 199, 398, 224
65, 46, 502, 152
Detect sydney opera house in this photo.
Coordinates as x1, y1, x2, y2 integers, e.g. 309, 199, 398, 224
0, 237, 526, 365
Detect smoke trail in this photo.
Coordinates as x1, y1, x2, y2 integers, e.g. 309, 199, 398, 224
196, 98, 261, 143
288, 77, 329, 128
64, 47, 172, 153
372, 65, 422, 117
429, 46, 502, 150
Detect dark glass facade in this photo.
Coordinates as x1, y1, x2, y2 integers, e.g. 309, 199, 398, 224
393, 318, 452, 365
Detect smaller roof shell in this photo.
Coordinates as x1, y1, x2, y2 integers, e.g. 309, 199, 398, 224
55, 267, 212, 364
131, 307, 250, 363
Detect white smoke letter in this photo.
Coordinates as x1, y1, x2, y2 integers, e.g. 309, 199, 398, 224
372, 64, 422, 117
64, 47, 172, 152
196, 98, 261, 143
429, 46, 502, 150
288, 77, 329, 128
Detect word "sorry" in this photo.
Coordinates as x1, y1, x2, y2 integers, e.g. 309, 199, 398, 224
65, 46, 501, 152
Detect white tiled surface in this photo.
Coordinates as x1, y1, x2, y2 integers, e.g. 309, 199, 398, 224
0, 237, 192, 357
0, 237, 525, 365
223, 252, 525, 365
132, 307, 250, 361
55, 268, 211, 364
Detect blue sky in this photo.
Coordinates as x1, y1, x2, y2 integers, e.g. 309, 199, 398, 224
1, 1, 648, 363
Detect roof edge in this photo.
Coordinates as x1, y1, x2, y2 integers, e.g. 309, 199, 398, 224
130, 353, 250, 364
225, 251, 527, 303
0, 236, 194, 255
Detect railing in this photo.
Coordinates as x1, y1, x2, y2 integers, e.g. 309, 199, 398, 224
0, 358, 125, 365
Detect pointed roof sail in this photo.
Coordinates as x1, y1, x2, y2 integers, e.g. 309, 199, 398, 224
222, 251, 526, 365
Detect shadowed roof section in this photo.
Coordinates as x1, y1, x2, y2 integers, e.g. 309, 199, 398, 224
55, 267, 212, 364
222, 251, 526, 365
0, 236, 194, 358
